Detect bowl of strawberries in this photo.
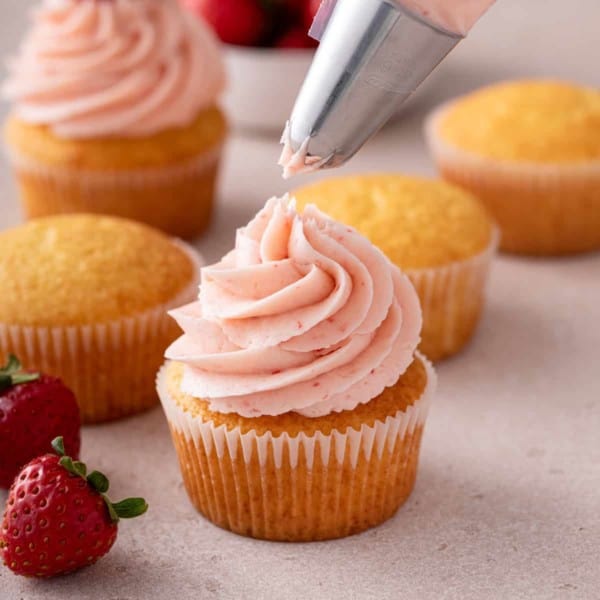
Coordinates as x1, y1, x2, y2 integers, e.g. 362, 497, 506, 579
182, 0, 321, 132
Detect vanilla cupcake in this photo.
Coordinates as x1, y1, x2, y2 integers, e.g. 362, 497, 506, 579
3, 0, 227, 240
426, 80, 600, 255
294, 174, 498, 361
0, 214, 201, 423
157, 197, 436, 541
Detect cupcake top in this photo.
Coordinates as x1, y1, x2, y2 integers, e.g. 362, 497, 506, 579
166, 196, 422, 418
294, 174, 494, 269
0, 214, 198, 327
436, 80, 600, 163
2, 0, 225, 139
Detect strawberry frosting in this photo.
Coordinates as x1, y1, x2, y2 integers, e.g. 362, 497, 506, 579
2, 0, 225, 139
279, 121, 328, 179
165, 196, 422, 418
399, 0, 495, 35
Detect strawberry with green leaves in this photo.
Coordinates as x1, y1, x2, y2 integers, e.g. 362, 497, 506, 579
0, 354, 80, 488
0, 437, 148, 578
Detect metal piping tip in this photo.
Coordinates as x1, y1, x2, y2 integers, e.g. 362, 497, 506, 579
279, 0, 462, 178
278, 121, 333, 179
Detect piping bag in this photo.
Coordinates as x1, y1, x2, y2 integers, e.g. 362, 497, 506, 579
279, 0, 495, 178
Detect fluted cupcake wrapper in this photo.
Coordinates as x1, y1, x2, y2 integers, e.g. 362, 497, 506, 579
0, 241, 202, 424
406, 229, 499, 361
157, 353, 436, 542
5, 143, 223, 240
425, 104, 600, 255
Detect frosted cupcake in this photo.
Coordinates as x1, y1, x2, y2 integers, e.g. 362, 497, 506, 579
0, 214, 201, 423
3, 0, 226, 240
426, 80, 600, 255
294, 175, 498, 361
157, 196, 436, 541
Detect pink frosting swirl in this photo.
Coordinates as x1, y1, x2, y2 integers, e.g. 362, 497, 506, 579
3, 0, 225, 139
165, 197, 422, 418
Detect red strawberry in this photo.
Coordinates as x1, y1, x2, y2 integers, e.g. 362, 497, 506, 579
183, 0, 266, 46
276, 26, 318, 48
0, 437, 147, 578
0, 354, 80, 488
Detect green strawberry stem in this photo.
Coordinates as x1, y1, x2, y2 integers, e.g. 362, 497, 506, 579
3, 354, 21, 373
51, 436, 148, 523
87, 470, 109, 493
0, 353, 39, 392
51, 436, 66, 456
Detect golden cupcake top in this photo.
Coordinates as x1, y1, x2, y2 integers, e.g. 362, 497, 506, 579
293, 174, 494, 269
164, 357, 428, 437
4, 107, 226, 170
437, 80, 600, 163
0, 215, 197, 327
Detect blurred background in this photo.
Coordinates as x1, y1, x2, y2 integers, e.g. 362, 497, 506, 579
0, 3, 598, 597
1, 0, 599, 259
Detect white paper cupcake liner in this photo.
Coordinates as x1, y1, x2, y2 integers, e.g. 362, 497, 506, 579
157, 352, 435, 471
405, 228, 499, 360
157, 353, 436, 540
5, 143, 223, 187
0, 241, 203, 423
5, 141, 223, 239
425, 103, 600, 255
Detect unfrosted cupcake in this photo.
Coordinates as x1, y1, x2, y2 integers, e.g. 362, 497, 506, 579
0, 214, 201, 423
157, 197, 436, 541
3, 0, 226, 240
294, 174, 498, 361
426, 80, 600, 255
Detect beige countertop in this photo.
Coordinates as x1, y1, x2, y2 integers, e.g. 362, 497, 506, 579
0, 1, 599, 599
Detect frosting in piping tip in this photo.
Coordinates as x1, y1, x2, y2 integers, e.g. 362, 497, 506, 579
2, 0, 226, 139
398, 0, 495, 35
278, 121, 329, 179
165, 196, 422, 418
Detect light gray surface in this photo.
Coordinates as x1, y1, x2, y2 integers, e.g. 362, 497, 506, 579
1, 1, 599, 599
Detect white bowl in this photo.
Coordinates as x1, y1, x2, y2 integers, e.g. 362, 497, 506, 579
223, 45, 315, 133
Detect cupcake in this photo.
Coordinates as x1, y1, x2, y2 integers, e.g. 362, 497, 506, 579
426, 80, 600, 255
293, 174, 498, 361
2, 0, 226, 240
0, 214, 201, 423
157, 197, 436, 541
